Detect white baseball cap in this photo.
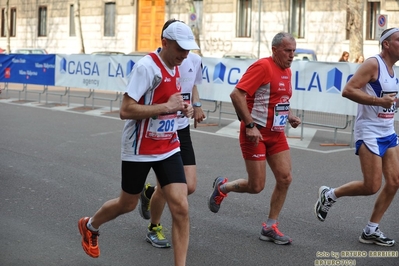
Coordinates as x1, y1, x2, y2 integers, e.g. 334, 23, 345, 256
162, 22, 200, 50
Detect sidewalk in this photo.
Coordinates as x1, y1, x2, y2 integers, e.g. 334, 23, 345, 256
195, 118, 353, 154
1, 88, 355, 154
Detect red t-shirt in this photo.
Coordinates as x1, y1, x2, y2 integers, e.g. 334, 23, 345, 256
236, 57, 292, 130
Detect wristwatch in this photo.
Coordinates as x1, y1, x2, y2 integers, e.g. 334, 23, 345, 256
245, 122, 255, 128
193, 102, 202, 107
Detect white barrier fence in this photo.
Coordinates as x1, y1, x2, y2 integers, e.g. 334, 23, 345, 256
3, 54, 399, 146
54, 54, 398, 117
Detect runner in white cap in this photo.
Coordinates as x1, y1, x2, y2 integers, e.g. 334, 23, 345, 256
78, 19, 199, 266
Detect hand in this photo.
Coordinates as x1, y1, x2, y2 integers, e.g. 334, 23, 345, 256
288, 115, 301, 128
166, 93, 185, 113
380, 93, 397, 109
182, 103, 194, 118
246, 127, 263, 146
193, 107, 205, 128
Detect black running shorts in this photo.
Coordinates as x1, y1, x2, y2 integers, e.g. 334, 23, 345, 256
178, 125, 196, 166
121, 152, 186, 194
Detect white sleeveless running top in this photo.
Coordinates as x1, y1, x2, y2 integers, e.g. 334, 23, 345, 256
354, 55, 398, 141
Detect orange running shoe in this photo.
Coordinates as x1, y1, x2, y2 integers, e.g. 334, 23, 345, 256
78, 217, 100, 258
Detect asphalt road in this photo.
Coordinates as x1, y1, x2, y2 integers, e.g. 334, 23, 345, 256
1, 100, 399, 266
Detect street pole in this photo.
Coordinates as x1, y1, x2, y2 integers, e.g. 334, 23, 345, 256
257, 0, 262, 58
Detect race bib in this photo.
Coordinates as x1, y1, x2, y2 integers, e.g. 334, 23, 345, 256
146, 113, 178, 140
181, 92, 191, 104
377, 91, 397, 119
271, 103, 290, 132
178, 93, 191, 117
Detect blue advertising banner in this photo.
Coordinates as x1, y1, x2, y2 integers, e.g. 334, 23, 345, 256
0, 54, 55, 85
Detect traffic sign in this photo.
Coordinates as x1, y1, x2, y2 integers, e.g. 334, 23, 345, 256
375, 14, 388, 40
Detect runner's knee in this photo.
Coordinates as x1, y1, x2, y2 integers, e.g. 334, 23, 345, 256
169, 198, 189, 218
276, 173, 292, 187
187, 179, 196, 195
363, 183, 381, 195
118, 197, 138, 214
247, 181, 265, 194
384, 177, 399, 190
187, 185, 196, 195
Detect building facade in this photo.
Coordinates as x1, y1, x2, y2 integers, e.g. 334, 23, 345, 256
0, 0, 397, 61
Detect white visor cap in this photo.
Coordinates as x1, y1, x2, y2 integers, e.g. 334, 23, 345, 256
162, 22, 200, 50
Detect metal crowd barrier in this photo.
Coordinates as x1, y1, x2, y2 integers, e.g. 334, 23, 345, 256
214, 101, 356, 147
289, 109, 355, 147
1, 83, 363, 148
2, 83, 122, 112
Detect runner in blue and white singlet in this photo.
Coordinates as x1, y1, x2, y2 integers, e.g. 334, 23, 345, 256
355, 55, 398, 156
314, 28, 399, 247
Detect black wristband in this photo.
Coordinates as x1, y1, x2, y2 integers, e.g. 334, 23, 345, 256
245, 122, 255, 128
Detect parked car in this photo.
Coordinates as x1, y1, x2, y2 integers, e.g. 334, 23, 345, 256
294, 48, 317, 61
91, 51, 125, 55
11, 48, 48, 54
223, 52, 257, 60
127, 51, 151, 56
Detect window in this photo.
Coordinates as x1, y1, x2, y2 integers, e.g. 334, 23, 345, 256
1, 8, 16, 37
1, 8, 5, 37
237, 0, 251, 37
38, 6, 47, 37
290, 0, 305, 39
104, 2, 115, 37
69, 4, 75, 36
10, 8, 16, 37
366, 1, 380, 40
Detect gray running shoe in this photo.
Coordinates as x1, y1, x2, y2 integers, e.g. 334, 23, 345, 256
314, 186, 335, 222
359, 228, 395, 247
208, 176, 228, 213
146, 224, 171, 248
259, 223, 292, 245
138, 183, 152, 220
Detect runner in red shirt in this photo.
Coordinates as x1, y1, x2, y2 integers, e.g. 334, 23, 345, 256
208, 32, 301, 245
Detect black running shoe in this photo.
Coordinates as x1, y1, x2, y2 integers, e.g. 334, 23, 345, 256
314, 186, 335, 222
359, 228, 395, 247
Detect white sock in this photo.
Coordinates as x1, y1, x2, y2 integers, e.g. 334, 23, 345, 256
87, 217, 99, 232
365, 222, 378, 234
219, 184, 228, 194
266, 218, 277, 228
325, 188, 337, 201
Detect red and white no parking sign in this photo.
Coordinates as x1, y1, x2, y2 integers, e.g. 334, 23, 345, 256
376, 14, 388, 40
